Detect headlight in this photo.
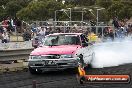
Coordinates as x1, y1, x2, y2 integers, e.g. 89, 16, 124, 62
60, 54, 73, 58
29, 56, 41, 59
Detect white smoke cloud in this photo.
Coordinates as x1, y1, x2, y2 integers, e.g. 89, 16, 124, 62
80, 37, 132, 68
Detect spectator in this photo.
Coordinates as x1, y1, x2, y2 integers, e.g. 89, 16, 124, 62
108, 27, 114, 40
0, 26, 4, 34
103, 27, 109, 38
45, 27, 50, 36
71, 28, 77, 33
112, 17, 119, 29
22, 29, 31, 41
37, 27, 46, 42
127, 23, 132, 35
2, 18, 8, 29
39, 27, 46, 37
56, 28, 61, 33
116, 26, 126, 39
2, 32, 9, 43
31, 23, 37, 33
0, 26, 4, 42
6, 17, 15, 33
15, 17, 22, 33
31, 31, 38, 39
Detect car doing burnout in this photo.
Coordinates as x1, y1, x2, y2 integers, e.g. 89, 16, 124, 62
28, 33, 94, 74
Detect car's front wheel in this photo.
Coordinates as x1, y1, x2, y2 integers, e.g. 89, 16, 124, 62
29, 67, 39, 74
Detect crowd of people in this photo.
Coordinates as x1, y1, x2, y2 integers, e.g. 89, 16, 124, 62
95, 17, 132, 41
23, 19, 132, 43
0, 16, 132, 43
0, 16, 22, 43
109, 17, 132, 40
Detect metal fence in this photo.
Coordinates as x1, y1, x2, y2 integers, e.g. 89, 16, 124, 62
31, 21, 112, 29
30, 21, 114, 38
1, 20, 130, 40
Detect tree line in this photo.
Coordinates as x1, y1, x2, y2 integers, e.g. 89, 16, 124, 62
0, 0, 131, 22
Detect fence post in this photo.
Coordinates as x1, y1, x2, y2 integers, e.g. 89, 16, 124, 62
32, 80, 37, 88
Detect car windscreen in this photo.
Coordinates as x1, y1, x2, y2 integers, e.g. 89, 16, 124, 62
42, 34, 81, 46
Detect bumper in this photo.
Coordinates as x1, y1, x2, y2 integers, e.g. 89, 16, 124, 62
28, 59, 79, 71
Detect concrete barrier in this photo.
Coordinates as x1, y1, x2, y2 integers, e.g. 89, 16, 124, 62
0, 41, 34, 61
0, 41, 33, 50
0, 48, 33, 61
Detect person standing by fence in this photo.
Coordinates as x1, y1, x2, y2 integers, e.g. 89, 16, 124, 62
38, 27, 46, 38
15, 17, 22, 33
1, 32, 9, 43
22, 29, 31, 41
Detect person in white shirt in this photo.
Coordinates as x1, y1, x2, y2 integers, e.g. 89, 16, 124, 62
39, 27, 46, 40
39, 27, 46, 36
2, 32, 9, 43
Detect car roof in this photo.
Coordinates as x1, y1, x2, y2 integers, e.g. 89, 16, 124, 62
48, 33, 82, 36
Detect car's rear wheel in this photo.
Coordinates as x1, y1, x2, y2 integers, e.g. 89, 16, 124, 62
85, 52, 95, 69
90, 52, 95, 68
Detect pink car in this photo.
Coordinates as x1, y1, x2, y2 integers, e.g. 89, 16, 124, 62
28, 33, 90, 74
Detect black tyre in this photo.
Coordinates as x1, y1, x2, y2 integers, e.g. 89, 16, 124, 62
90, 52, 95, 68
29, 67, 38, 74
84, 53, 95, 70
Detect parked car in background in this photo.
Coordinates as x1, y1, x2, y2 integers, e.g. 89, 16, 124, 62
28, 33, 94, 74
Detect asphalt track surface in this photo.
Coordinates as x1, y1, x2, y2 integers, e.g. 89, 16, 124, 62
0, 63, 132, 88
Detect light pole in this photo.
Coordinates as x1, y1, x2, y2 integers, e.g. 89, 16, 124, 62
54, 9, 71, 32
55, 9, 71, 21
96, 8, 105, 26
73, 7, 86, 22
55, 10, 57, 22
81, 8, 87, 22
96, 8, 105, 34
81, 8, 87, 27
67, 8, 72, 21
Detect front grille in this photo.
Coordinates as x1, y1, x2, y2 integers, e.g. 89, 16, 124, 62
44, 65, 57, 68
57, 63, 67, 65
35, 64, 43, 66
41, 54, 60, 59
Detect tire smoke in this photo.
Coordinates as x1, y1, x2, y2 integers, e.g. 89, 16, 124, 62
91, 37, 132, 68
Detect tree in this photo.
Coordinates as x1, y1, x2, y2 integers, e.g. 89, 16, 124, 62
74, 0, 96, 6
0, 0, 10, 6
17, 0, 65, 21
0, 0, 31, 21
107, 0, 132, 19
17, 1, 47, 20
5, 1, 23, 17
96, 0, 112, 9
0, 0, 131, 22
